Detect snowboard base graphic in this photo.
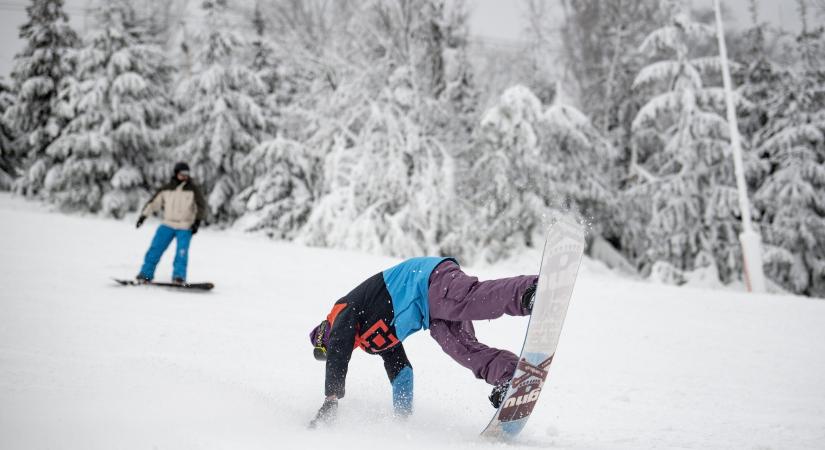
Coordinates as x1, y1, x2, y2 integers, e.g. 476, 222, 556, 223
480, 216, 584, 440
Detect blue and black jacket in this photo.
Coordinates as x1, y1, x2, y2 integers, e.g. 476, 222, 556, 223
323, 257, 455, 410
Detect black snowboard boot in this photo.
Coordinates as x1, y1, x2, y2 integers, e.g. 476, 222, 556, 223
489, 382, 510, 409
172, 277, 186, 285
135, 274, 151, 284
521, 283, 537, 312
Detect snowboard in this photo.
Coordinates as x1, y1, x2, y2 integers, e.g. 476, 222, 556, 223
113, 278, 214, 291
480, 216, 585, 440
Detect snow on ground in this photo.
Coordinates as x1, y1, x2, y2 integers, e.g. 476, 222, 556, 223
1, 192, 824, 449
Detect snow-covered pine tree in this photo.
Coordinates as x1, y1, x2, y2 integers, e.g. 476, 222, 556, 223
441, 2, 479, 140
256, 0, 363, 139
751, 24, 825, 297
6, 0, 79, 197
302, 65, 455, 256
408, 0, 446, 98
0, 77, 19, 190
366, 0, 470, 257
557, 0, 670, 267
233, 0, 360, 237
437, 0, 482, 256
138, 0, 188, 48
171, 0, 267, 223
470, 85, 548, 261
521, 0, 558, 105
302, 0, 464, 257
41, 0, 173, 215
559, 0, 667, 134
249, 1, 280, 137
630, 13, 746, 282
234, 136, 316, 238
540, 82, 618, 243
737, 22, 785, 143
230, 1, 305, 237
469, 83, 613, 262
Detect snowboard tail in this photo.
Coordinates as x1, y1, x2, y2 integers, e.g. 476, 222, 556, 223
480, 216, 585, 439
113, 278, 214, 291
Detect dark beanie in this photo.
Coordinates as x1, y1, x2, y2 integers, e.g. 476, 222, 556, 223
173, 162, 190, 175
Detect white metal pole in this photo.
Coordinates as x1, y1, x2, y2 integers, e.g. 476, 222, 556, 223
713, 0, 766, 293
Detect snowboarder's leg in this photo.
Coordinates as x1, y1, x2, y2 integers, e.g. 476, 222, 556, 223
172, 229, 193, 281
138, 225, 176, 280
430, 319, 518, 385
428, 261, 537, 322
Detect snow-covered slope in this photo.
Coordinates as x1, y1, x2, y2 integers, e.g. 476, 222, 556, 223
1, 193, 823, 449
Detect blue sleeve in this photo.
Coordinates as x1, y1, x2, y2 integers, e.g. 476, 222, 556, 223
391, 366, 413, 416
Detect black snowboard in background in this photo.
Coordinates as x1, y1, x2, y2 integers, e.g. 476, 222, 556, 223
113, 278, 214, 291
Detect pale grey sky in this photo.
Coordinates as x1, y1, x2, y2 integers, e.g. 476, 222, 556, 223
0, 0, 810, 79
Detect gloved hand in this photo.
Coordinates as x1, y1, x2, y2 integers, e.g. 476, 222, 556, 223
308, 397, 338, 428
191, 219, 201, 235
135, 215, 146, 228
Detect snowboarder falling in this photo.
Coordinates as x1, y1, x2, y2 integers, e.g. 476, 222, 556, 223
308, 257, 537, 427
134, 162, 207, 284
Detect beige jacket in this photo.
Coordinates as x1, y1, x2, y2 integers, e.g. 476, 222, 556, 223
141, 180, 207, 229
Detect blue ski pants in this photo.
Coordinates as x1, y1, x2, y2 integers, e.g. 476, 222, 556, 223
139, 224, 193, 281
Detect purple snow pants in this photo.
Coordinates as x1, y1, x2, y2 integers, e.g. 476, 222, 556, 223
427, 260, 537, 386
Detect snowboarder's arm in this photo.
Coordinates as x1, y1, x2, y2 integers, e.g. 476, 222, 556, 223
324, 306, 357, 398
380, 344, 413, 415
140, 185, 166, 217
191, 183, 208, 221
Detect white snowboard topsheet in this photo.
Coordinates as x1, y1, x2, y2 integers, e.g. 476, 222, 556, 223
481, 216, 585, 439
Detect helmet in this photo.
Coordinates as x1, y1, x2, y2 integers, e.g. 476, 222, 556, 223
309, 320, 331, 361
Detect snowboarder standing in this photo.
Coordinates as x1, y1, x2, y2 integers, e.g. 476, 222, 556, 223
308, 257, 537, 427
135, 162, 207, 284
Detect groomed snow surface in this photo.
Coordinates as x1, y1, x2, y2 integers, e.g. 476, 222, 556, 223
1, 192, 823, 449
